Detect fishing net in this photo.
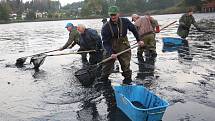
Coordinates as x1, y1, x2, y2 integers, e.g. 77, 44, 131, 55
15, 57, 27, 67
30, 53, 47, 69
75, 65, 100, 86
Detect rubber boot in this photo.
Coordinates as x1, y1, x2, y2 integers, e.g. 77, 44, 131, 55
149, 50, 157, 59
94, 76, 111, 91
137, 52, 144, 62
81, 53, 89, 65
122, 78, 132, 85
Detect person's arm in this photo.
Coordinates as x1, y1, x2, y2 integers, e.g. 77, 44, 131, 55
154, 19, 160, 33
60, 31, 77, 50
126, 18, 144, 47
191, 16, 201, 31
101, 24, 113, 55
68, 31, 79, 48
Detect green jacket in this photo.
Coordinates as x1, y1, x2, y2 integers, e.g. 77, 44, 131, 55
177, 14, 199, 38
62, 28, 80, 49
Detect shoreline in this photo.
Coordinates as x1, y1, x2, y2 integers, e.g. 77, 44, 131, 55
0, 12, 214, 24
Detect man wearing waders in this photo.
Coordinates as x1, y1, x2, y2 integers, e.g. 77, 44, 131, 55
102, 17, 120, 73
177, 8, 201, 58
99, 6, 144, 85
59, 23, 88, 65
131, 14, 160, 61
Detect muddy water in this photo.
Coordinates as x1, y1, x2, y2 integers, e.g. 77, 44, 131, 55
0, 13, 215, 121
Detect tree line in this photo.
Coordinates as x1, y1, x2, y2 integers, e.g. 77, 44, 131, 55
0, 0, 210, 23
0, 0, 61, 22
62, 0, 206, 18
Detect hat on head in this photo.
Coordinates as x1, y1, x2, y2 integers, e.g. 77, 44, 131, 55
65, 23, 73, 28
108, 6, 119, 15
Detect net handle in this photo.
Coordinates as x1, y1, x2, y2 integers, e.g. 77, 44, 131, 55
47, 50, 97, 56
98, 44, 139, 65
160, 21, 177, 31
24, 49, 59, 58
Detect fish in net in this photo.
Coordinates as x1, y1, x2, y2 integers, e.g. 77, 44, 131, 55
30, 53, 47, 69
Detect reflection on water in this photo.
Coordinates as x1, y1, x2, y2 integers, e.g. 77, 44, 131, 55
0, 13, 215, 121
136, 56, 156, 88
177, 39, 193, 61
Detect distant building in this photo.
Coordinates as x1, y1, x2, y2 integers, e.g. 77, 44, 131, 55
42, 12, 48, 18
21, 12, 27, 20
35, 11, 42, 18
9, 13, 17, 20
35, 11, 48, 19
202, 1, 215, 12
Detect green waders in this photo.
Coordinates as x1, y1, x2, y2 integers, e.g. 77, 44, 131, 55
137, 33, 157, 60
101, 36, 132, 84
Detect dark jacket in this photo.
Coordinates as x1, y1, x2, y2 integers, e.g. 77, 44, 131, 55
62, 27, 80, 49
177, 14, 199, 38
79, 28, 102, 50
101, 17, 139, 54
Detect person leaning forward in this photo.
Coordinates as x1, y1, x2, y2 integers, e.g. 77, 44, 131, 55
99, 6, 144, 85
177, 8, 201, 39
132, 14, 159, 60
77, 24, 103, 65
59, 23, 88, 64
59, 23, 80, 50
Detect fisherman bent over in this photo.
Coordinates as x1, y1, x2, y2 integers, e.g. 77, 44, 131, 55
131, 14, 160, 61
59, 23, 89, 64
77, 24, 103, 65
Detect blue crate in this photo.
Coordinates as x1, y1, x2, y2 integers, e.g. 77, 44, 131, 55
162, 45, 180, 52
162, 37, 184, 46
113, 85, 169, 121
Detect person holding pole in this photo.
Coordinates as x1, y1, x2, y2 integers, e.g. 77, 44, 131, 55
99, 6, 144, 85
131, 14, 160, 61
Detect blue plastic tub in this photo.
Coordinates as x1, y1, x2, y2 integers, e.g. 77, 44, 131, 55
162, 46, 178, 52
162, 37, 183, 46
113, 85, 169, 121
162, 45, 180, 52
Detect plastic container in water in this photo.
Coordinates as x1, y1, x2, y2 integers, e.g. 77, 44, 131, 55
162, 45, 179, 52
162, 37, 183, 46
113, 85, 169, 121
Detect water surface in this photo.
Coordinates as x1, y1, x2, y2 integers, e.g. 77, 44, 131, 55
0, 13, 215, 121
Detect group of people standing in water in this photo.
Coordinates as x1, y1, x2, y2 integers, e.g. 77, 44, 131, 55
59, 6, 201, 86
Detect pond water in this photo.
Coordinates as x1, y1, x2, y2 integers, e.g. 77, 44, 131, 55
0, 13, 215, 121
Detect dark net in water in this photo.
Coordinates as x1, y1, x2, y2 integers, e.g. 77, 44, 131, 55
15, 57, 27, 67
30, 54, 47, 69
75, 65, 99, 86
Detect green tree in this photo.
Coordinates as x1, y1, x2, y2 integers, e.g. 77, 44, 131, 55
83, 0, 104, 15
184, 0, 201, 6
0, 3, 11, 22
61, 1, 84, 18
